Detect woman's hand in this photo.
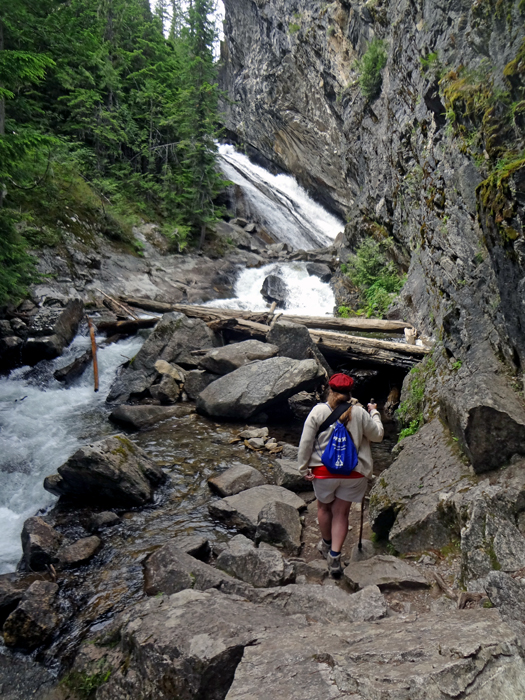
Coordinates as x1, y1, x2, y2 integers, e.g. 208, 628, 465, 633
367, 402, 378, 413
304, 469, 315, 481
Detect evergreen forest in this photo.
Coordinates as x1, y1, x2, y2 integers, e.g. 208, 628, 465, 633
0, 0, 225, 305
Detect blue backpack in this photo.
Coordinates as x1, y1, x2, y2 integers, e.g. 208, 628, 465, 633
321, 420, 359, 475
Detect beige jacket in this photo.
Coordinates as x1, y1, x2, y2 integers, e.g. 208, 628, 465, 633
297, 403, 384, 479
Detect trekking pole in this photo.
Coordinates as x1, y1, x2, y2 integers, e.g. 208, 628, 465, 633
358, 496, 365, 551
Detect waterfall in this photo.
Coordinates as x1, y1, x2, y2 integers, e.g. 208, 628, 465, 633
218, 144, 344, 250
0, 334, 143, 573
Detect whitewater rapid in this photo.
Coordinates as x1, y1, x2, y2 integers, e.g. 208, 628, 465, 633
218, 144, 344, 250
0, 333, 143, 573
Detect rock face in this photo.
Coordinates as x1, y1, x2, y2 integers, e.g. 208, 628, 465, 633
260, 274, 288, 307
109, 404, 189, 430
196, 356, 325, 419
21, 299, 84, 366
21, 517, 63, 571
208, 463, 267, 496
199, 340, 279, 375
369, 420, 471, 552
219, 0, 525, 474
255, 500, 302, 555
43, 434, 165, 507
107, 312, 220, 403
343, 555, 429, 591
216, 535, 293, 587
266, 319, 330, 374
485, 571, 525, 624
208, 484, 306, 536
3, 581, 61, 651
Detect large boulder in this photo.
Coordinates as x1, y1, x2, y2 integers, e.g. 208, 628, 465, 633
261, 274, 288, 307
184, 369, 219, 399
306, 262, 332, 282
107, 313, 220, 403
0, 574, 35, 626
143, 541, 249, 597
273, 459, 312, 492
266, 319, 331, 374
208, 463, 267, 496
2, 581, 61, 651
199, 340, 279, 375
21, 299, 84, 366
196, 356, 325, 420
255, 500, 302, 555
227, 609, 525, 700
20, 517, 63, 572
369, 420, 471, 552
208, 485, 306, 536
343, 555, 430, 591
43, 434, 165, 507
485, 571, 525, 624
216, 535, 293, 587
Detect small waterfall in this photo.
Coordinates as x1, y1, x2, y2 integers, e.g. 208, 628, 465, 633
0, 334, 143, 573
218, 144, 344, 250
207, 261, 336, 316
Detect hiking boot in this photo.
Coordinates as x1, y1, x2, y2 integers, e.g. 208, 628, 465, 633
317, 539, 331, 558
327, 552, 343, 578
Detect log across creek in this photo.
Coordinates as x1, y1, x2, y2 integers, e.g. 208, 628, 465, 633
119, 297, 429, 369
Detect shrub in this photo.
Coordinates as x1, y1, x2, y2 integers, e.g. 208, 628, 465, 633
357, 38, 387, 99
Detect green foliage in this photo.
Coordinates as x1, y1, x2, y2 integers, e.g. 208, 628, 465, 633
289, 23, 301, 34
452, 359, 463, 370
343, 238, 405, 317
61, 668, 111, 699
337, 305, 355, 318
357, 38, 387, 100
398, 418, 422, 441
396, 356, 436, 440
0, 210, 38, 306
420, 51, 442, 77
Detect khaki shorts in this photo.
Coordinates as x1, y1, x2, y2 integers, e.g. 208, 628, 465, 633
313, 477, 367, 504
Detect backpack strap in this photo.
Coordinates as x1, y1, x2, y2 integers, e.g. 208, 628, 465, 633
316, 403, 352, 437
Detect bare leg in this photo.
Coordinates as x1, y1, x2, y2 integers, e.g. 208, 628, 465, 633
317, 500, 333, 542
331, 497, 352, 552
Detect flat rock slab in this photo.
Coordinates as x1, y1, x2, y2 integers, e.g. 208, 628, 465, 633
199, 339, 279, 374
58, 536, 102, 567
208, 463, 266, 496
248, 583, 387, 624
256, 500, 302, 555
226, 609, 525, 700
169, 534, 210, 561
144, 541, 249, 597
208, 485, 306, 536
197, 356, 325, 420
110, 404, 194, 430
344, 554, 429, 590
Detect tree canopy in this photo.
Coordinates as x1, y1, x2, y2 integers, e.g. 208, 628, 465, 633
0, 0, 226, 305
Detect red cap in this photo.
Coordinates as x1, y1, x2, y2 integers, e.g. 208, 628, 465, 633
328, 373, 354, 392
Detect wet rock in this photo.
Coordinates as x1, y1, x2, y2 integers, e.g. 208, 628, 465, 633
208, 463, 266, 496
53, 348, 92, 385
266, 319, 330, 374
143, 541, 248, 597
107, 312, 220, 403
199, 340, 279, 375
184, 368, 219, 399
261, 274, 288, 307
57, 536, 102, 567
87, 589, 302, 700
343, 555, 429, 591
369, 420, 471, 552
21, 299, 84, 366
216, 535, 293, 587
306, 262, 332, 282
21, 517, 63, 572
170, 534, 210, 561
238, 427, 269, 439
43, 434, 165, 507
197, 356, 325, 420
89, 511, 121, 531
0, 574, 35, 626
249, 583, 387, 624
255, 500, 302, 555
208, 484, 306, 536
485, 571, 525, 624
226, 609, 525, 700
0, 336, 24, 368
3, 581, 60, 651
109, 404, 188, 430
274, 458, 311, 492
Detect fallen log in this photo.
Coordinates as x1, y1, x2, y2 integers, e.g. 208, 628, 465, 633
87, 317, 99, 393
119, 297, 414, 334
95, 317, 160, 336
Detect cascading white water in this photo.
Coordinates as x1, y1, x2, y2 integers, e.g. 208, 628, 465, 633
218, 144, 344, 250
207, 261, 336, 316
0, 334, 143, 573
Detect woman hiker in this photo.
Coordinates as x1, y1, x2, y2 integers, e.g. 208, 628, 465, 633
297, 373, 384, 577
